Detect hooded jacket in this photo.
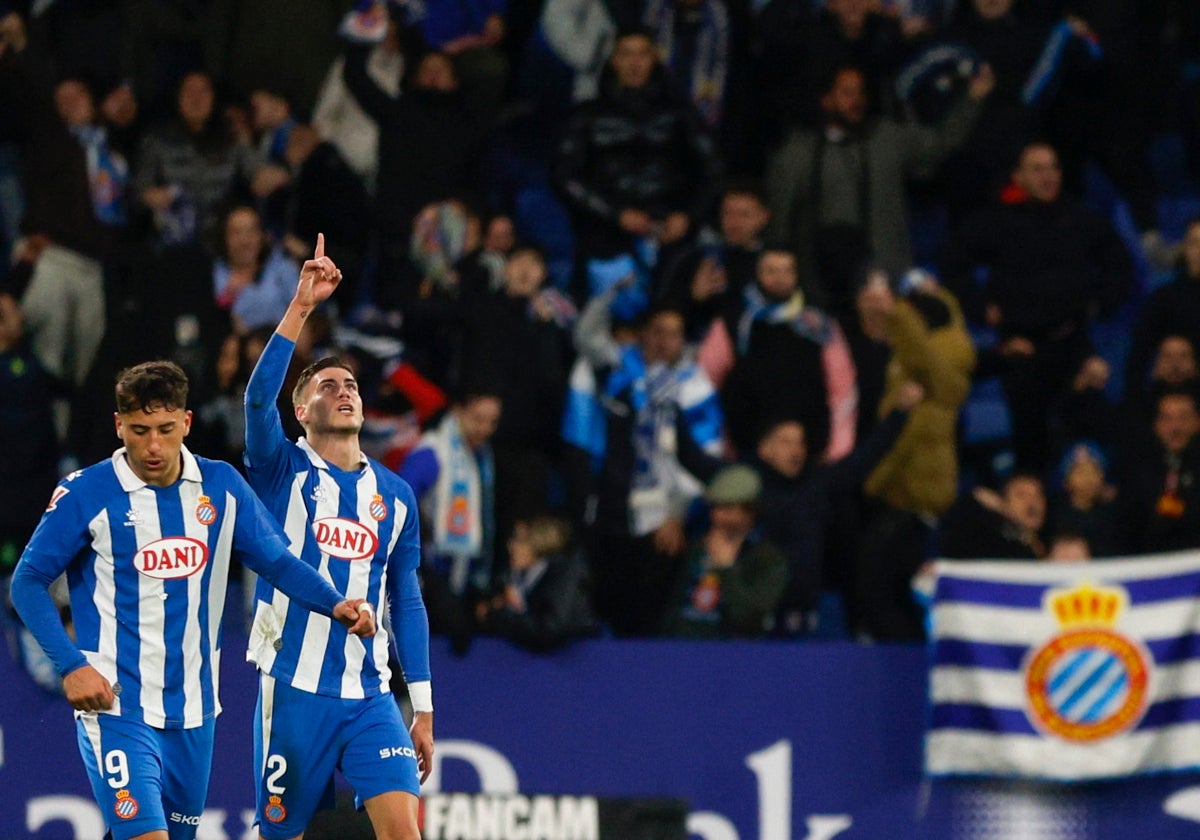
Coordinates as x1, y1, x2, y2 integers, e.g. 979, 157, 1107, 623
864, 286, 975, 516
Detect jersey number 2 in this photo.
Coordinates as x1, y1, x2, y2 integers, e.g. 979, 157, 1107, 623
266, 755, 288, 794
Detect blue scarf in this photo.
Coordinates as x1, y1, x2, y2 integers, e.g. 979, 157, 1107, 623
736, 285, 833, 356
644, 0, 729, 128
1022, 18, 1103, 108
71, 125, 128, 226
564, 345, 723, 457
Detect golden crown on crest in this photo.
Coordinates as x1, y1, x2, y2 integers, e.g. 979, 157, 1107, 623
1047, 582, 1127, 629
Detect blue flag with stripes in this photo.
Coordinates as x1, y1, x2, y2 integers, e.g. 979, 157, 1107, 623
926, 552, 1200, 780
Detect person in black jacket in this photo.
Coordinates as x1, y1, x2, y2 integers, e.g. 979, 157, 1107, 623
552, 27, 722, 298
262, 123, 372, 311
342, 46, 484, 309
940, 140, 1134, 470
1119, 389, 1200, 555
1047, 441, 1123, 558
751, 380, 921, 637
1126, 218, 1200, 393
480, 517, 598, 652
461, 245, 576, 548
1119, 335, 1200, 465
939, 471, 1048, 561
698, 245, 858, 461
656, 180, 770, 341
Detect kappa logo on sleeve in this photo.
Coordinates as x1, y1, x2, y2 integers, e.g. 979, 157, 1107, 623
45, 486, 69, 512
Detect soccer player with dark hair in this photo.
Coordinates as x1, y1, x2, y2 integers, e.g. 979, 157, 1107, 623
9, 359, 375, 840
243, 235, 432, 840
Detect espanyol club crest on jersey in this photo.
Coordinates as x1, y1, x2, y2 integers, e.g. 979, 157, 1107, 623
135, 537, 210, 579
114, 790, 139, 819
313, 517, 379, 560
195, 494, 218, 525
369, 493, 388, 521
1024, 582, 1151, 742
265, 795, 287, 823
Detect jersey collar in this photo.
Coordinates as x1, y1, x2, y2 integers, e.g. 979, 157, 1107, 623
112, 445, 203, 491
297, 437, 369, 471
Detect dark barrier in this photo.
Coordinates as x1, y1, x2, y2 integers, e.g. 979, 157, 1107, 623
5, 636, 1200, 839
302, 793, 687, 840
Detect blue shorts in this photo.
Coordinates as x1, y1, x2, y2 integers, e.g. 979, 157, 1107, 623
76, 712, 215, 840
254, 673, 420, 839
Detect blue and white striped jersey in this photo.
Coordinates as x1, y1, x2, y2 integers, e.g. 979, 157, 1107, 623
13, 447, 345, 729
244, 335, 430, 700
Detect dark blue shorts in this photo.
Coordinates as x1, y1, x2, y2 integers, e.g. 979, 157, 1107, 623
253, 673, 420, 839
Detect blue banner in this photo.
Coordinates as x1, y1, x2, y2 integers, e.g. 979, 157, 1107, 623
5, 635, 1200, 839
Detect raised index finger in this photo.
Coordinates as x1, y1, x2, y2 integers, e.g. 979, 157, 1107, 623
314, 232, 325, 260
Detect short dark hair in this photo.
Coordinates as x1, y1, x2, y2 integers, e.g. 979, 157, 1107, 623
1157, 386, 1200, 411
721, 178, 768, 207
614, 25, 657, 44
758, 242, 798, 262
818, 63, 866, 97
292, 356, 356, 406
1158, 333, 1197, 353
1002, 470, 1045, 494
1049, 529, 1089, 546
452, 379, 504, 408
637, 301, 688, 330
756, 415, 804, 446
1012, 139, 1058, 172
251, 83, 292, 108
115, 361, 189, 414
508, 241, 547, 263
54, 74, 97, 102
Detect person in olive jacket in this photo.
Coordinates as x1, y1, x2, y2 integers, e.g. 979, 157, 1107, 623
854, 276, 976, 641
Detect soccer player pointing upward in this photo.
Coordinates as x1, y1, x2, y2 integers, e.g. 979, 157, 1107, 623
10, 360, 375, 840
244, 234, 433, 840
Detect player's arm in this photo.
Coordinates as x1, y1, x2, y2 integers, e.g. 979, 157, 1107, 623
388, 484, 434, 781
275, 232, 341, 342
10, 485, 114, 711
10, 555, 113, 710
230, 471, 376, 637
393, 566, 434, 782
244, 233, 343, 469
243, 331, 294, 472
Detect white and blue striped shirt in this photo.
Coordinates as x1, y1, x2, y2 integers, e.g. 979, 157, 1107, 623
244, 334, 430, 700
12, 447, 345, 729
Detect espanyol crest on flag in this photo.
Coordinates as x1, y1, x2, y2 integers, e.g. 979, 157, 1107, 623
925, 551, 1200, 780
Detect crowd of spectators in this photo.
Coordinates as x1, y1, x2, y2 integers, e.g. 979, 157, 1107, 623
3, 0, 1200, 657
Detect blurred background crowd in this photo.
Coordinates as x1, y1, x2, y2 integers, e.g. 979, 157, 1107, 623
2, 0, 1200, 666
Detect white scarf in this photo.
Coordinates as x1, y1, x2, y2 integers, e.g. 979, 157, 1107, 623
423, 413, 484, 592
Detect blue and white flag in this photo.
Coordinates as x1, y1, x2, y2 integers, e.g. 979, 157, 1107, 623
926, 552, 1200, 780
